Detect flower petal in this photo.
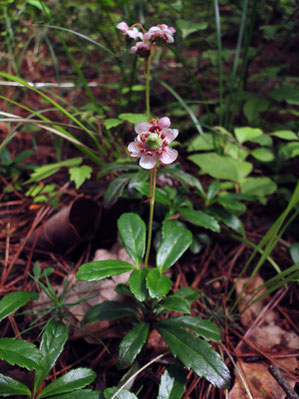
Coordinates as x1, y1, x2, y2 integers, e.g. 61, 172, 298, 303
135, 121, 152, 134
158, 117, 171, 129
162, 128, 179, 143
117, 22, 129, 32
159, 147, 178, 164
128, 142, 142, 157
139, 154, 157, 169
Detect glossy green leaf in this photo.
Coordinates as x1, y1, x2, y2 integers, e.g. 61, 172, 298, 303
157, 365, 187, 399
146, 269, 172, 299
159, 296, 190, 314
38, 368, 96, 398
290, 243, 299, 264
240, 177, 277, 197
0, 338, 42, 371
104, 387, 138, 399
0, 291, 38, 322
234, 127, 263, 144
82, 301, 138, 325
34, 320, 68, 393
271, 130, 298, 141
251, 148, 275, 162
76, 260, 135, 282
216, 197, 246, 215
156, 325, 230, 389
69, 165, 92, 189
175, 287, 201, 303
43, 389, 103, 399
211, 208, 245, 237
129, 269, 149, 301
157, 227, 192, 272
119, 322, 149, 368
103, 175, 130, 208
188, 153, 252, 182
178, 208, 220, 232
117, 213, 146, 268
162, 165, 205, 199
158, 316, 221, 342
0, 372, 31, 397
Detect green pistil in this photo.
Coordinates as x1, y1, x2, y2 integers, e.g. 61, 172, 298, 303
145, 133, 162, 150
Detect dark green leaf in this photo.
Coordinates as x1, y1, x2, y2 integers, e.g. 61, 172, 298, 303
0, 338, 42, 371
174, 287, 201, 303
129, 269, 149, 301
119, 322, 149, 368
269, 87, 299, 105
103, 175, 131, 208
162, 165, 205, 199
82, 301, 138, 325
118, 213, 146, 268
43, 389, 103, 399
159, 296, 190, 314
34, 320, 68, 393
114, 284, 133, 298
0, 372, 31, 397
211, 208, 245, 237
157, 365, 187, 399
157, 325, 230, 389
146, 269, 172, 299
290, 243, 299, 264
207, 181, 221, 201
0, 291, 39, 322
104, 387, 138, 399
76, 260, 135, 282
38, 368, 96, 398
97, 163, 140, 179
133, 182, 171, 206
157, 227, 192, 272
216, 197, 246, 215
178, 208, 220, 232
158, 316, 221, 342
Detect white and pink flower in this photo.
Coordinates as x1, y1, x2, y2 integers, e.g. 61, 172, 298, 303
128, 117, 178, 169
144, 24, 176, 44
116, 22, 143, 40
129, 41, 151, 58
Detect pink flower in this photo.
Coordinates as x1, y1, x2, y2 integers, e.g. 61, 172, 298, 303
144, 24, 176, 44
128, 118, 178, 169
117, 22, 143, 40
130, 41, 151, 58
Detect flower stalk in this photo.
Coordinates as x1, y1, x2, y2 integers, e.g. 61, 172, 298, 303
145, 53, 152, 121
144, 164, 157, 267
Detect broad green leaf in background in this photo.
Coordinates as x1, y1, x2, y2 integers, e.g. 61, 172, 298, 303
271, 130, 298, 141
240, 177, 277, 197
290, 243, 299, 264
76, 260, 135, 282
162, 165, 205, 199
157, 365, 187, 399
69, 165, 92, 189
269, 87, 299, 105
278, 142, 299, 160
156, 227, 193, 272
159, 296, 190, 314
250, 134, 273, 146
0, 373, 31, 397
156, 324, 230, 389
243, 98, 269, 124
0, 338, 42, 371
118, 213, 146, 268
34, 320, 69, 394
45, 389, 103, 399
133, 182, 171, 206
0, 291, 38, 322
187, 133, 215, 151
103, 175, 131, 208
216, 197, 246, 215
104, 119, 123, 130
118, 113, 148, 124
82, 301, 138, 325
129, 269, 149, 302
118, 322, 149, 368
146, 269, 172, 299
26, 157, 82, 183
104, 387, 138, 399
251, 148, 275, 163
188, 153, 252, 182
158, 316, 221, 342
211, 208, 245, 237
234, 127, 263, 144
176, 19, 208, 39
175, 287, 201, 303
38, 368, 96, 398
178, 208, 220, 232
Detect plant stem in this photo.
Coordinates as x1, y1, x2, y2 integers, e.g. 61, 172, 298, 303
144, 165, 157, 267
145, 54, 152, 121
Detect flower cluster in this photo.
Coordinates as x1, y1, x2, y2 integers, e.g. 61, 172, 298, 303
128, 117, 178, 169
117, 22, 175, 57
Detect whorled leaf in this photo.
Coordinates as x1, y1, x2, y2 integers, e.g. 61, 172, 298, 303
118, 322, 149, 369
0, 338, 42, 371
76, 260, 135, 282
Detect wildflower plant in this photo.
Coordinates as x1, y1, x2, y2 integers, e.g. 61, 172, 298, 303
76, 20, 231, 396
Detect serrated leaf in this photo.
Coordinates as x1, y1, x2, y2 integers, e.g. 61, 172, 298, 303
0, 338, 42, 371
175, 287, 201, 303
157, 365, 187, 399
159, 296, 190, 314
157, 227, 192, 272
45, 389, 103, 399
158, 316, 221, 342
119, 322, 149, 368
104, 387, 138, 399
69, 165, 92, 189
117, 213, 146, 268
82, 301, 138, 325
34, 320, 68, 393
129, 269, 149, 301
0, 291, 38, 322
146, 269, 172, 299
156, 325, 230, 389
178, 208, 220, 232
38, 368, 96, 398
76, 260, 135, 282
0, 372, 31, 397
